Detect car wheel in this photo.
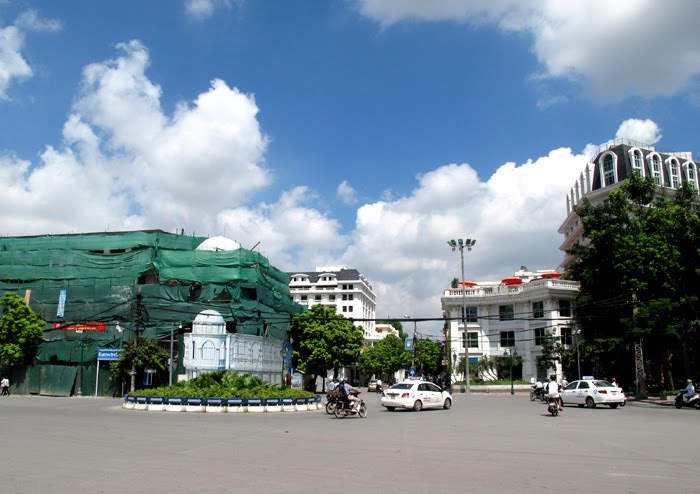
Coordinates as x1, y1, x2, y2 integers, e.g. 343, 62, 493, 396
609, 403, 618, 409
443, 398, 452, 410
413, 400, 423, 412
586, 397, 596, 408
386, 406, 395, 412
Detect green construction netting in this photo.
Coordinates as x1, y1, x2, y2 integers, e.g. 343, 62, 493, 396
0, 230, 305, 395
11, 364, 120, 397
0, 230, 204, 252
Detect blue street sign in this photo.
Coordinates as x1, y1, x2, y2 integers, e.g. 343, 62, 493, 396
409, 367, 416, 376
97, 348, 123, 361
405, 338, 413, 351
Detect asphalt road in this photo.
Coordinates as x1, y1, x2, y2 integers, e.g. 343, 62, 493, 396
0, 393, 698, 493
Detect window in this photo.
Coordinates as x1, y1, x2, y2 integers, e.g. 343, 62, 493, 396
342, 294, 348, 300
534, 327, 546, 346
499, 305, 514, 321
632, 150, 644, 175
500, 331, 515, 347
559, 300, 571, 317
602, 154, 615, 186
684, 162, 699, 189
560, 327, 572, 345
314, 295, 321, 301
202, 341, 215, 361
578, 381, 590, 390
533, 301, 544, 319
651, 155, 662, 185
463, 331, 478, 348
342, 306, 347, 312
300, 295, 307, 301
462, 306, 477, 323
329, 295, 336, 301
348, 306, 353, 312
348, 294, 354, 300
669, 159, 680, 189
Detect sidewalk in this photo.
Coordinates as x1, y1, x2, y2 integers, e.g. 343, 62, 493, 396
625, 395, 674, 406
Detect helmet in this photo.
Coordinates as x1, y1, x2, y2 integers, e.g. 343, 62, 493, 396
689, 379, 693, 383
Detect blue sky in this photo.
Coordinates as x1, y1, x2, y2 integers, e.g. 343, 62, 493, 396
1, 1, 699, 335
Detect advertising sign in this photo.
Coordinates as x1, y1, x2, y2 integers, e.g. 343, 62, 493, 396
56, 289, 66, 317
52, 322, 107, 331
405, 338, 413, 351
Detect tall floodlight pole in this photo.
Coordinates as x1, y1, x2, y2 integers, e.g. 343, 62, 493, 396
404, 314, 417, 372
448, 238, 476, 394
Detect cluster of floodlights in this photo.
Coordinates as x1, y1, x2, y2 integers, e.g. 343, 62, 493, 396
447, 239, 476, 251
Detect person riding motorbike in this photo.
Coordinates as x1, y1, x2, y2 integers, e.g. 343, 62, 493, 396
546, 374, 562, 411
681, 379, 697, 403
534, 380, 544, 399
338, 378, 360, 411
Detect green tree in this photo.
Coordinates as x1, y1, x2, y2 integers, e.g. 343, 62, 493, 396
110, 339, 169, 388
414, 338, 442, 376
567, 173, 700, 386
536, 333, 561, 375
359, 335, 410, 381
0, 292, 45, 367
291, 305, 364, 383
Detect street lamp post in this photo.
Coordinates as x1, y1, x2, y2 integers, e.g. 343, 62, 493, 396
504, 346, 518, 395
448, 238, 476, 394
574, 329, 582, 380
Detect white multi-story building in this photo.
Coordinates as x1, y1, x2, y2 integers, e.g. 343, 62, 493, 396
440, 268, 580, 383
364, 323, 400, 347
288, 265, 376, 336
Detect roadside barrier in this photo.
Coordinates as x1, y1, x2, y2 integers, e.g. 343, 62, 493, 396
123, 394, 322, 413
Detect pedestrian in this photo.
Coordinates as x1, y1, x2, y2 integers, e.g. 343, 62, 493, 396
1, 376, 9, 396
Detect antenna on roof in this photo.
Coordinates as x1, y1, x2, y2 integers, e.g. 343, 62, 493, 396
251, 241, 260, 251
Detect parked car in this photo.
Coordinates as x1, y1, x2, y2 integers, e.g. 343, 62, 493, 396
561, 379, 625, 408
380, 380, 452, 411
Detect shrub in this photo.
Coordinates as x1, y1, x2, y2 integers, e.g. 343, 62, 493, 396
131, 370, 314, 399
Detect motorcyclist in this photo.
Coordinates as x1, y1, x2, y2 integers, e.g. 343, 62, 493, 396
681, 379, 696, 403
338, 378, 360, 411
535, 379, 544, 398
546, 374, 562, 411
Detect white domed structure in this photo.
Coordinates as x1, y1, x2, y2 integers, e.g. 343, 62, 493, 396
196, 236, 240, 251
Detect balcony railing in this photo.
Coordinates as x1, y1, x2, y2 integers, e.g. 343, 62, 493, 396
443, 278, 580, 298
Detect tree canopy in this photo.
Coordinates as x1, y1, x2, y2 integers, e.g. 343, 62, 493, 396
359, 334, 410, 380
111, 338, 170, 389
414, 338, 442, 376
566, 173, 700, 387
291, 305, 364, 380
0, 292, 45, 367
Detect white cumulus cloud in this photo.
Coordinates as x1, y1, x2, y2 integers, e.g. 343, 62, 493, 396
354, 0, 700, 100
337, 180, 358, 205
0, 9, 61, 100
615, 118, 662, 145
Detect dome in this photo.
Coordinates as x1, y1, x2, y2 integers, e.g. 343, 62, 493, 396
196, 236, 241, 251
193, 310, 225, 324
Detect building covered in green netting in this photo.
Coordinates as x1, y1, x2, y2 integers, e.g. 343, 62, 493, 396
0, 230, 304, 397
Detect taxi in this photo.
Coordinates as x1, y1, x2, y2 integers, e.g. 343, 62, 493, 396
380, 380, 452, 412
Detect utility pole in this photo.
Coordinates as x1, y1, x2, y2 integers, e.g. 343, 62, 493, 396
632, 291, 647, 398
130, 289, 143, 393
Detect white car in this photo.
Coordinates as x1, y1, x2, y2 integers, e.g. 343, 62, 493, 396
381, 380, 452, 411
561, 379, 626, 409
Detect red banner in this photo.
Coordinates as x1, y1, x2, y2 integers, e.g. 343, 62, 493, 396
52, 322, 107, 331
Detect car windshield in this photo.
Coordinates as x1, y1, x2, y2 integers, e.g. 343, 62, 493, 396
390, 383, 413, 390
593, 381, 614, 388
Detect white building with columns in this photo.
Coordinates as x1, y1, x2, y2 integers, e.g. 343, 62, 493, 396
440, 268, 580, 384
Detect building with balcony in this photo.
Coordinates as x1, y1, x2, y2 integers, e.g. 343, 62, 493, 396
440, 268, 580, 383
288, 265, 376, 336
559, 138, 700, 268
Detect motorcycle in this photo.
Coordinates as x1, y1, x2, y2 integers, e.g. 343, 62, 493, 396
334, 396, 368, 418
674, 390, 700, 410
530, 386, 545, 402
546, 397, 559, 416
325, 389, 341, 415
376, 383, 383, 394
